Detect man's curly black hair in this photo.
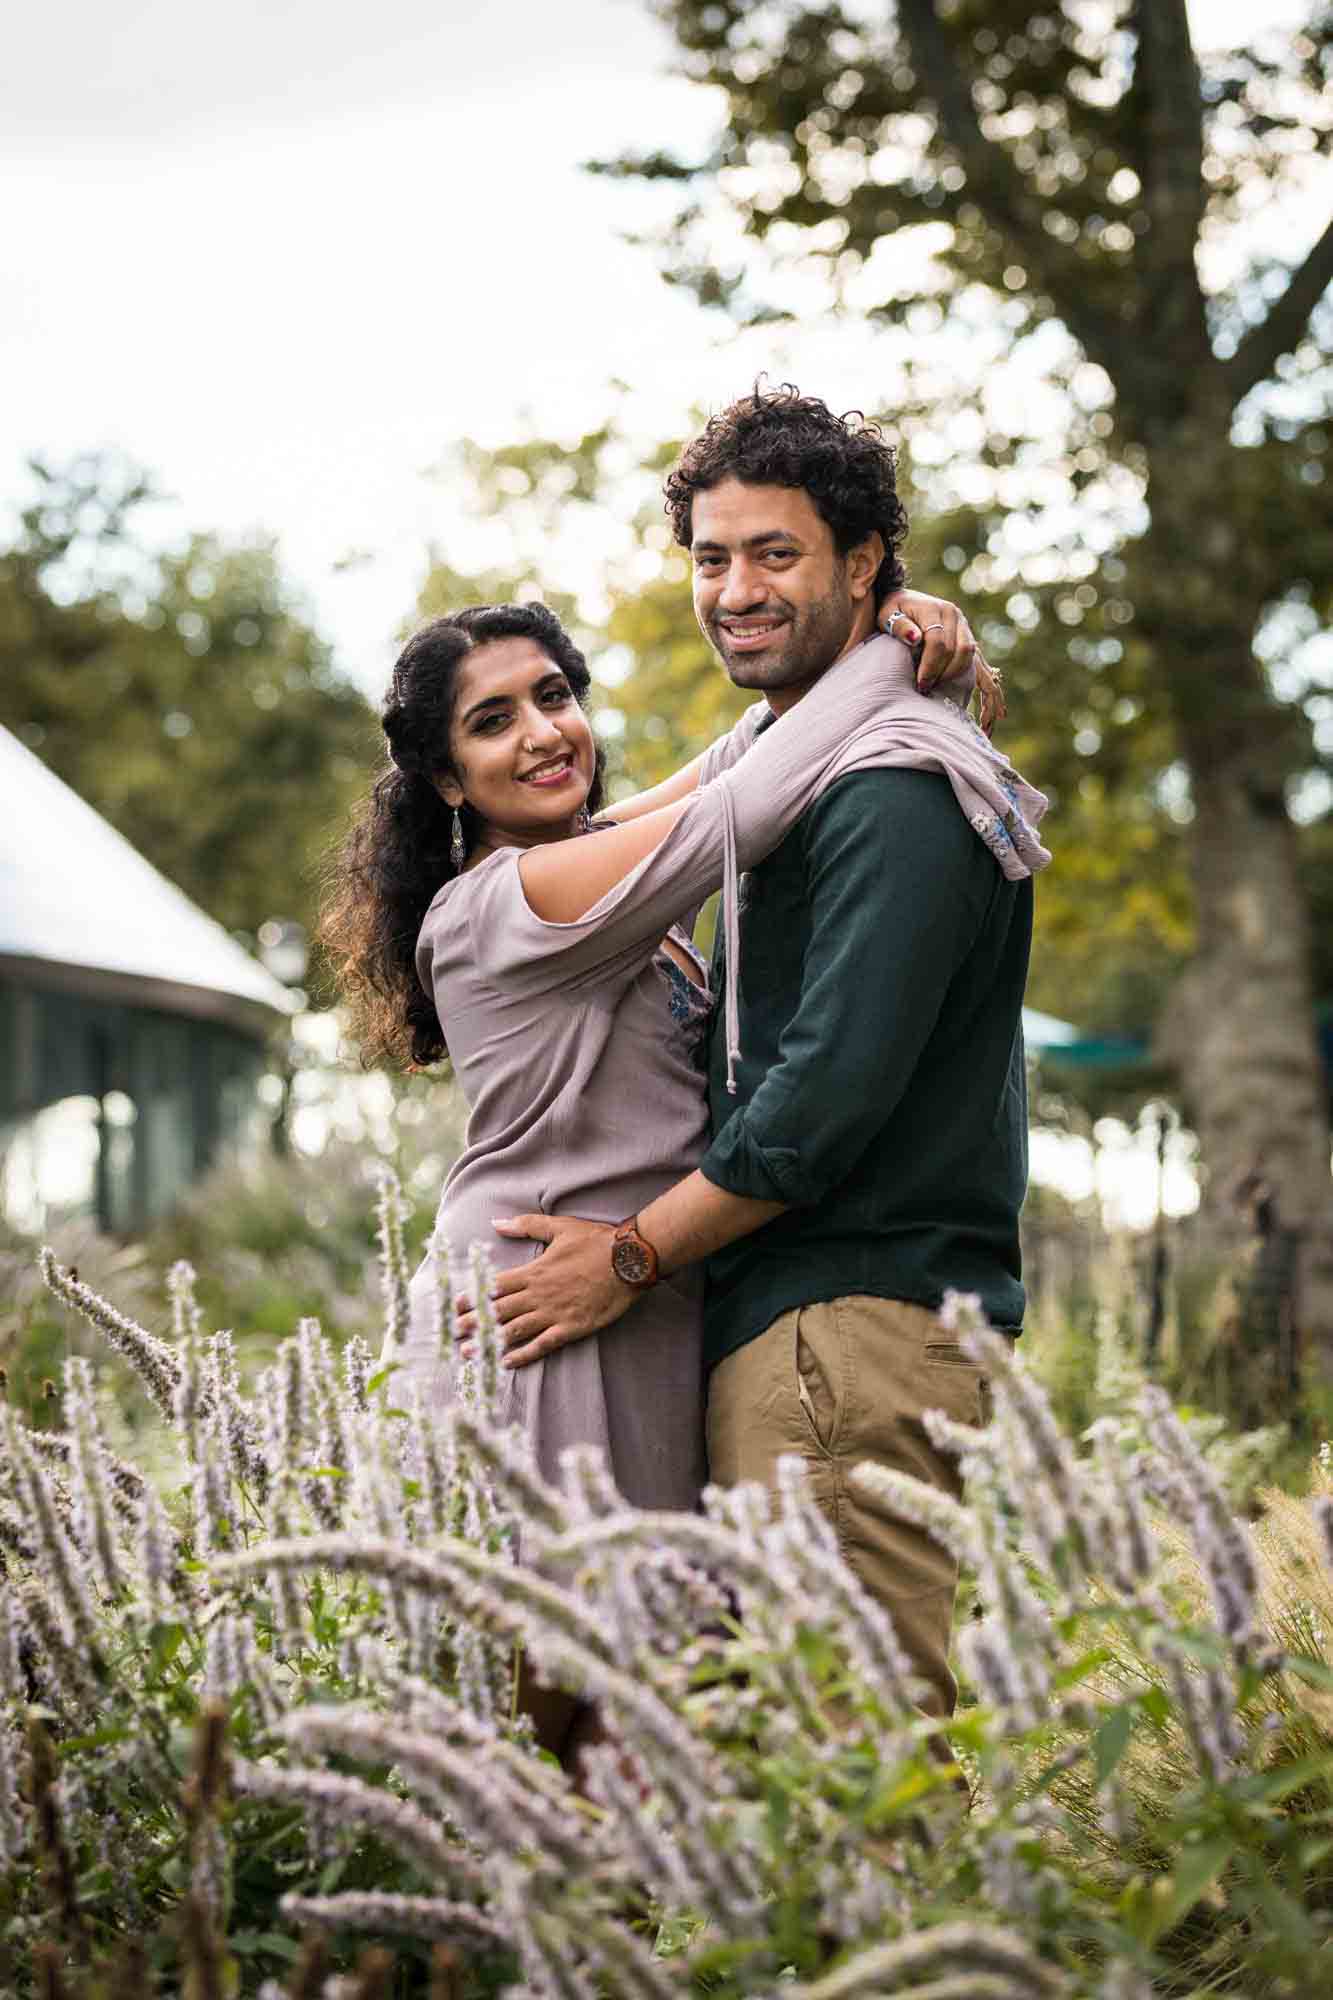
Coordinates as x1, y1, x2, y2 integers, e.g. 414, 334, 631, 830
664, 382, 909, 604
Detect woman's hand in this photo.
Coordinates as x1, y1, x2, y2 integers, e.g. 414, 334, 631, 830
879, 589, 1006, 735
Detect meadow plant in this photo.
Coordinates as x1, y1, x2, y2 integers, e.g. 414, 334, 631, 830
2, 1187, 1333, 1997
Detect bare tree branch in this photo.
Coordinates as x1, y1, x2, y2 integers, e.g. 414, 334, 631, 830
895, 0, 1133, 379
1224, 213, 1333, 404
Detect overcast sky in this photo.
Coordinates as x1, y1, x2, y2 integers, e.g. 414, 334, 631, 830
2, 0, 1320, 697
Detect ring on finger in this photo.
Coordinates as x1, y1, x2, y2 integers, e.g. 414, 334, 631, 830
922, 622, 946, 634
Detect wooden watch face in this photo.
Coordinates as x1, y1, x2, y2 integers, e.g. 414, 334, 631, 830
611, 1234, 655, 1285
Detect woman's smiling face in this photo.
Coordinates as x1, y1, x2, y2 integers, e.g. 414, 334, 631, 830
437, 637, 597, 850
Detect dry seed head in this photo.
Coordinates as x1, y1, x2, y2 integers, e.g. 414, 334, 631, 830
38, 1247, 182, 1420
235, 1758, 484, 1893
375, 1167, 412, 1357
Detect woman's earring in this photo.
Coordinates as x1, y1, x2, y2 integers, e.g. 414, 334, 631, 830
450, 810, 466, 869
576, 806, 592, 834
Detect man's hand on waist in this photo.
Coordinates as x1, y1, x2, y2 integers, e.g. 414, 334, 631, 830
454, 1174, 787, 1369
455, 1214, 633, 1367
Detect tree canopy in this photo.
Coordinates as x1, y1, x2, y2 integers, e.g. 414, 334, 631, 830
0, 456, 380, 951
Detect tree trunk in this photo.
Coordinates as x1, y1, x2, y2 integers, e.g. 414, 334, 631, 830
1161, 749, 1333, 1360
1134, 396, 1333, 1364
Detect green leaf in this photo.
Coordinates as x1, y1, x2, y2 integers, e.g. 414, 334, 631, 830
1234, 1863, 1316, 1953
653, 1912, 703, 1957
1138, 1685, 1171, 1729
229, 1932, 301, 1960
1052, 1645, 1115, 1692
1127, 1838, 1232, 1943
56, 1725, 132, 1756
149, 1621, 187, 1674
1283, 1654, 1333, 1692
867, 1763, 942, 1823
1163, 1628, 1229, 1670
1093, 1705, 1134, 1787
317, 1854, 349, 1894
1230, 1752, 1333, 1806
365, 1364, 400, 1395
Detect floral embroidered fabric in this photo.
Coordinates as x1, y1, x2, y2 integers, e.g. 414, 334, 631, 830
655, 930, 713, 1064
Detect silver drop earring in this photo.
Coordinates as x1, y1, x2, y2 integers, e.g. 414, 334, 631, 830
450, 810, 466, 869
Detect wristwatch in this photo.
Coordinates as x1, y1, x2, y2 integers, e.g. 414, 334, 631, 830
610, 1215, 660, 1290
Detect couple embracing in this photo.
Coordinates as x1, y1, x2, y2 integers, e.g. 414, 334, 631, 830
322, 384, 1049, 1757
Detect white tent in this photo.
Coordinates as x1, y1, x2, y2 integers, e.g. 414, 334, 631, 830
0, 724, 294, 1031
2, 726, 293, 1230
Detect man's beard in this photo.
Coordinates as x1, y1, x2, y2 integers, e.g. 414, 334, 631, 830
705, 579, 857, 693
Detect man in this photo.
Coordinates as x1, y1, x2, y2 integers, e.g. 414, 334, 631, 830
471, 385, 1035, 1719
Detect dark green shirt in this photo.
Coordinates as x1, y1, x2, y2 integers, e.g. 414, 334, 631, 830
700, 766, 1031, 1371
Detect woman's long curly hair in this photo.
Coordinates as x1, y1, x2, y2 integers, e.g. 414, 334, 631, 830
319, 602, 604, 1070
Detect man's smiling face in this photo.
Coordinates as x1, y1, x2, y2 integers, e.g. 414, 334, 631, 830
689, 478, 882, 713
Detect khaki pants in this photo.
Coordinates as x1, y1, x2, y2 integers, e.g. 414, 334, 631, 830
706, 1295, 988, 1719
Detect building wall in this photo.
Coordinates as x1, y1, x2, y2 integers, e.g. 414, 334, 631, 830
0, 977, 272, 1233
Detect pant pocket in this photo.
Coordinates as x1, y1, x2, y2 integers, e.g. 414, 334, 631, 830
795, 1305, 844, 1456
921, 1350, 989, 1431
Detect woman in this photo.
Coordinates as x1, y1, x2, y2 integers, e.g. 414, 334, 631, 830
322, 600, 1044, 1523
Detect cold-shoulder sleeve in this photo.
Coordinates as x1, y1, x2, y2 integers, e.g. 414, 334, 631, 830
444, 637, 912, 1001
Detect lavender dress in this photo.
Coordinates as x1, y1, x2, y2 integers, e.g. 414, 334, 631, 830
396, 638, 1050, 1512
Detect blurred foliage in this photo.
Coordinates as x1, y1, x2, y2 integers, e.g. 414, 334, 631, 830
0, 453, 380, 944
0, 1087, 455, 1455
604, 0, 1333, 615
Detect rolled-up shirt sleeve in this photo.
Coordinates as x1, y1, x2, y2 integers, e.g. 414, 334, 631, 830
699, 770, 990, 1207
